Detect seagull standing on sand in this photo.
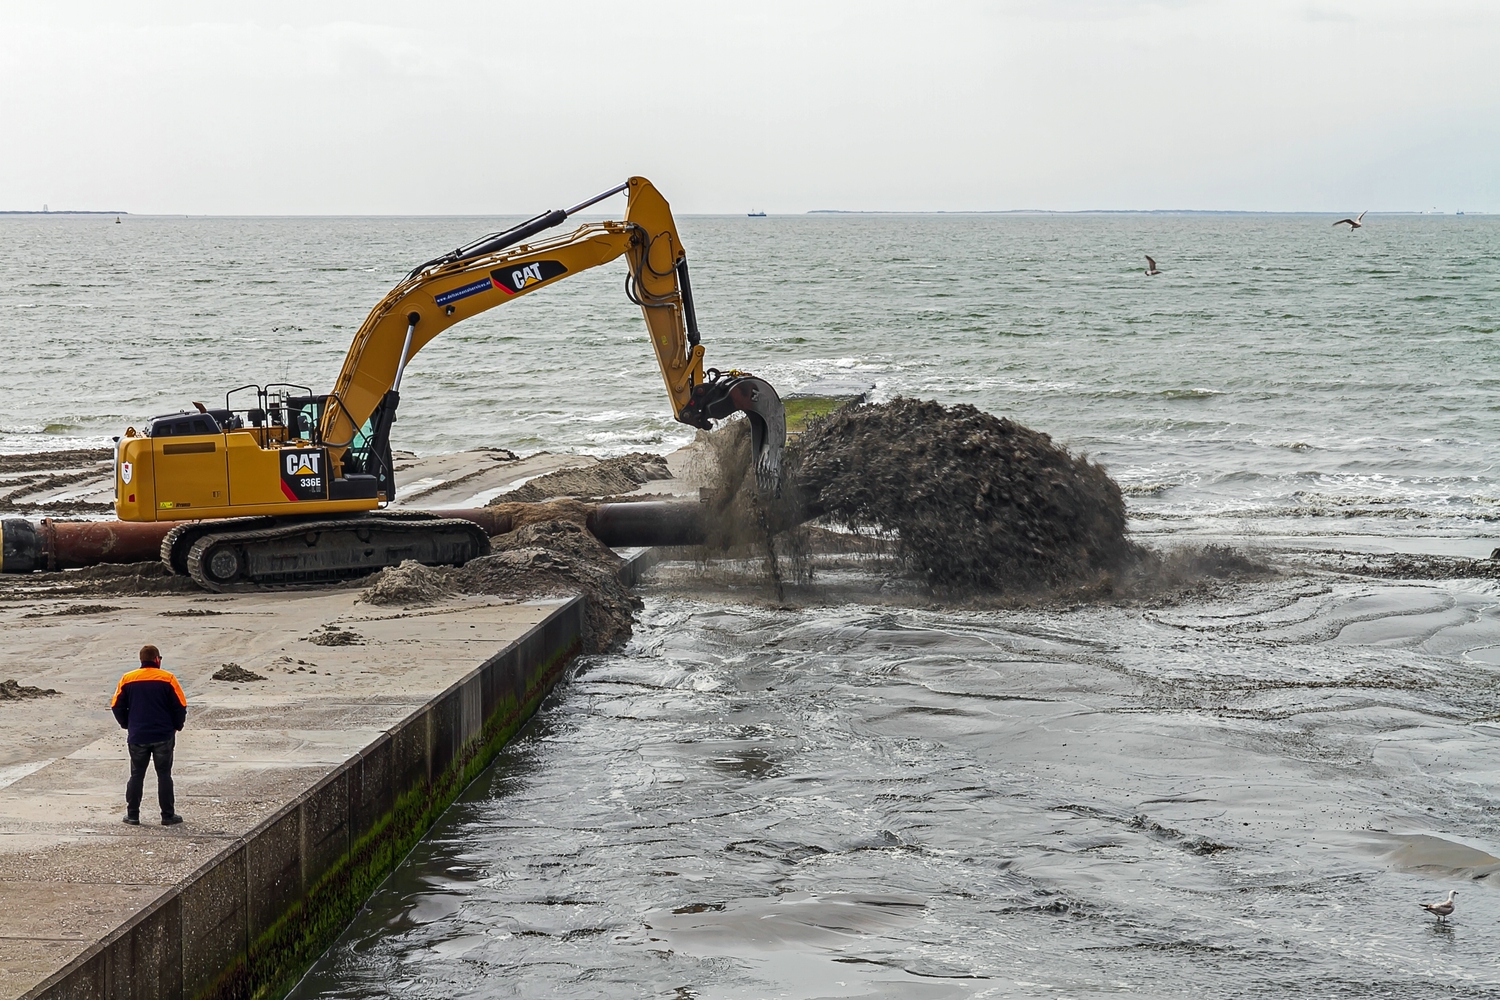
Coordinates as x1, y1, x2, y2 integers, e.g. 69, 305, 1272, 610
1144, 255, 1162, 276
1333, 211, 1367, 230
1419, 889, 1457, 922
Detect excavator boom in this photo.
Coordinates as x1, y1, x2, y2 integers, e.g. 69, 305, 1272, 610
323, 176, 783, 493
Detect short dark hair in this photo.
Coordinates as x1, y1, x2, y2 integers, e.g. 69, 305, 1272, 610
139, 644, 161, 665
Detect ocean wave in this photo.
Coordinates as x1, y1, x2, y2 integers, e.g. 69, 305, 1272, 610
1130, 504, 1500, 522
1158, 388, 1222, 400
0, 434, 115, 456
1120, 483, 1175, 497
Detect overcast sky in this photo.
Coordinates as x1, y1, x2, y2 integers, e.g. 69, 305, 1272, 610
3, 1, 1498, 214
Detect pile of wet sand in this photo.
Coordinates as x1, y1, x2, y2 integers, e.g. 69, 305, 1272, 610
0, 679, 59, 700
783, 398, 1138, 592
492, 453, 672, 504
364, 518, 639, 653
211, 663, 265, 682
22, 603, 121, 618
307, 626, 365, 647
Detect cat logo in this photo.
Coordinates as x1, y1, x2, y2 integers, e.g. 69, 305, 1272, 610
511, 263, 545, 289
490, 259, 567, 295
120, 462, 133, 485
285, 452, 321, 476
280, 448, 328, 502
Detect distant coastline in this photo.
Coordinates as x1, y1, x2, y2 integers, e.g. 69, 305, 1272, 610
0, 210, 128, 215
806, 209, 1483, 216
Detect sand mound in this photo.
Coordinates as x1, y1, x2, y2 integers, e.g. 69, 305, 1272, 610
785, 398, 1135, 591
363, 520, 639, 653
308, 627, 365, 647
22, 603, 121, 618
494, 453, 672, 504
482, 497, 594, 532
0, 679, 59, 701
212, 663, 265, 682
361, 560, 456, 606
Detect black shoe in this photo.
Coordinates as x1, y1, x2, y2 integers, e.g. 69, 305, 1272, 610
123, 813, 140, 825
161, 814, 183, 826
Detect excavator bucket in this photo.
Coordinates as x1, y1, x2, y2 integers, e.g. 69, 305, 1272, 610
731, 376, 786, 497
681, 372, 786, 497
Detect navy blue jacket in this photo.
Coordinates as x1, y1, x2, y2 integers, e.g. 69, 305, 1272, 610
111, 666, 187, 744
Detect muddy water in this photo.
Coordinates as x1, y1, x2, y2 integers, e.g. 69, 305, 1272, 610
291, 569, 1500, 998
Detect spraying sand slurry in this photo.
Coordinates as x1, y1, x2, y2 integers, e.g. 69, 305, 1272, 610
666, 400, 1278, 607
784, 398, 1136, 591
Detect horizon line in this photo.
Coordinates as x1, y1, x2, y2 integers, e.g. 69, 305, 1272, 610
1, 208, 1487, 218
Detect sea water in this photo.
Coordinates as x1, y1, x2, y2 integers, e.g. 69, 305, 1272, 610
5, 212, 1500, 996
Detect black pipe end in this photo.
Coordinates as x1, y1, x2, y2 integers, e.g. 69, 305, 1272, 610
1, 519, 42, 573
588, 501, 707, 548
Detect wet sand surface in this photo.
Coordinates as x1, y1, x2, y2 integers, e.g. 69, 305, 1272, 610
286, 555, 1500, 999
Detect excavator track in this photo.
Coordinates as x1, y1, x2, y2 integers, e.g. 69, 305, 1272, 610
161, 517, 277, 576
175, 514, 491, 593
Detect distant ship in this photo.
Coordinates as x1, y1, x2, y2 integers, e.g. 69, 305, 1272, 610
747, 210, 766, 217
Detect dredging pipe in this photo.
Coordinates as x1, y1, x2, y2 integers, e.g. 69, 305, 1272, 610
443, 501, 711, 548
0, 500, 715, 573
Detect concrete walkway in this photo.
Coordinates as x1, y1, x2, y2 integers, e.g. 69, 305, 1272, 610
0, 586, 572, 999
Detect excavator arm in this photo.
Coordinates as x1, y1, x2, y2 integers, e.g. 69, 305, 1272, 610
321, 176, 784, 494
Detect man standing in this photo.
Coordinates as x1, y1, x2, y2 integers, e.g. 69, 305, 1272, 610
110, 644, 186, 826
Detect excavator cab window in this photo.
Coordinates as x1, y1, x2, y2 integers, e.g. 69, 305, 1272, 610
349, 416, 373, 454
340, 394, 397, 500
145, 412, 221, 437
285, 396, 326, 444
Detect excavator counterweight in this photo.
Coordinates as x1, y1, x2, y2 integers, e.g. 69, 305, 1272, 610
112, 177, 786, 590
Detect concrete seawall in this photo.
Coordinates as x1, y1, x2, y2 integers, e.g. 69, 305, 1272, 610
19, 598, 582, 1000
2, 550, 664, 1000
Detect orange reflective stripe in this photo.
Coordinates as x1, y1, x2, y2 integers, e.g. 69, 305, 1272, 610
111, 667, 187, 707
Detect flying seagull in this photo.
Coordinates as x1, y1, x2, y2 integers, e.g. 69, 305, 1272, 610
1333, 211, 1367, 230
1419, 889, 1457, 922
1144, 255, 1162, 276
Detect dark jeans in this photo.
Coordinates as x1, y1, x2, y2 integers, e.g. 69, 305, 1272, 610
126, 736, 175, 818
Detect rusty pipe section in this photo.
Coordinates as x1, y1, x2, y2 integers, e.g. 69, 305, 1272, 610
1, 518, 175, 572
1, 500, 714, 573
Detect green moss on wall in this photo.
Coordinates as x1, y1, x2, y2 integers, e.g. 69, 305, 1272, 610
196, 633, 582, 1000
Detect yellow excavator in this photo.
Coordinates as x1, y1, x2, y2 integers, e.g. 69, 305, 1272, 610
114, 177, 785, 590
